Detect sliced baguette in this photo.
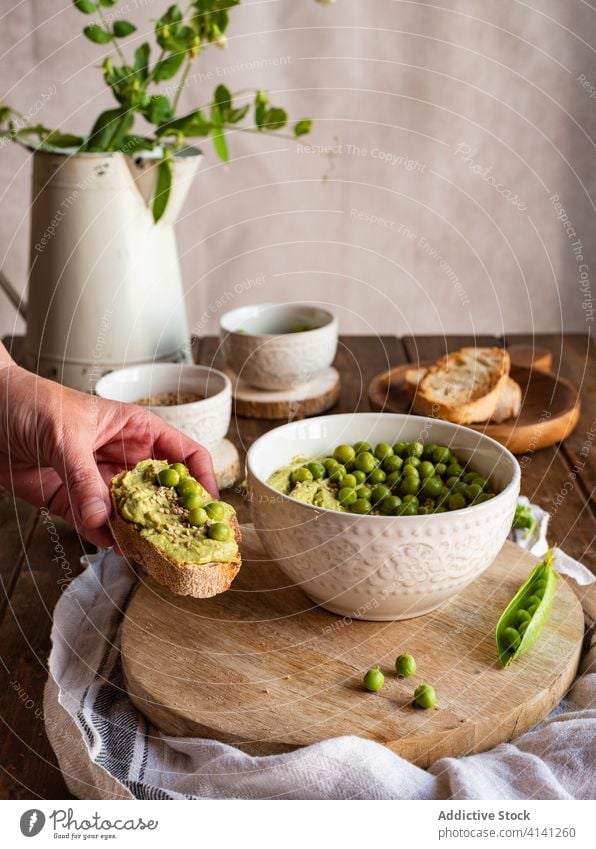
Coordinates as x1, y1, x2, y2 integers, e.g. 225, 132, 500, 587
413, 347, 510, 424
489, 377, 522, 423
109, 472, 241, 599
404, 366, 427, 402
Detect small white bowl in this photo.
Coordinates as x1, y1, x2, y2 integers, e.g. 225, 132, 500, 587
248, 413, 520, 620
219, 303, 338, 390
95, 363, 231, 451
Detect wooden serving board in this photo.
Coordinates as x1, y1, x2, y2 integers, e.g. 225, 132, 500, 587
226, 366, 340, 420
368, 362, 580, 454
121, 530, 584, 767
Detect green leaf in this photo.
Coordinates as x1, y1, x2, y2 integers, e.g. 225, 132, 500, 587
134, 43, 151, 81
73, 0, 97, 13
211, 126, 228, 161
83, 24, 112, 44
99, 0, 117, 6
0, 106, 12, 124
228, 104, 249, 124
147, 95, 172, 125
117, 134, 155, 153
84, 107, 133, 151
157, 109, 211, 138
214, 84, 232, 118
152, 155, 173, 223
43, 131, 84, 149
113, 20, 136, 37
262, 107, 287, 131
294, 119, 312, 137
152, 52, 185, 82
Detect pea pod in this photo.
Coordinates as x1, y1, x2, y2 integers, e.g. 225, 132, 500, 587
496, 549, 558, 667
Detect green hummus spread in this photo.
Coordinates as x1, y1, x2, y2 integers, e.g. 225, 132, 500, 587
113, 459, 239, 565
267, 457, 346, 512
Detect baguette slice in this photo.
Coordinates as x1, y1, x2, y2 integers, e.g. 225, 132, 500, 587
404, 366, 427, 402
489, 377, 522, 423
110, 472, 241, 599
413, 347, 510, 424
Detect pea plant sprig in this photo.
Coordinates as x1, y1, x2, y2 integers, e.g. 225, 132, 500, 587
0, 0, 316, 221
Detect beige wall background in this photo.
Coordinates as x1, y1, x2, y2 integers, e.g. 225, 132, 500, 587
1, 0, 595, 340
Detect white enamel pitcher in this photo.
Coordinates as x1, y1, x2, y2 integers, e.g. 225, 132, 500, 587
0, 147, 200, 391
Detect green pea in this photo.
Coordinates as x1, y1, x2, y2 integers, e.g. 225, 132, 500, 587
363, 666, 384, 692
355, 451, 376, 473
208, 522, 231, 542
368, 468, 387, 485
476, 493, 495, 503
371, 485, 391, 504
338, 487, 357, 507
446, 463, 464, 478
434, 462, 448, 477
339, 473, 358, 489
329, 465, 346, 483
518, 620, 530, 635
417, 505, 433, 515
357, 485, 372, 501
380, 495, 401, 515
176, 478, 200, 497
502, 627, 521, 652
445, 476, 460, 489
474, 477, 488, 490
334, 444, 356, 464
306, 462, 326, 480
402, 494, 419, 505
398, 501, 418, 516
464, 483, 483, 502
170, 462, 189, 480
157, 468, 180, 487
533, 580, 548, 595
385, 471, 401, 489
513, 609, 532, 627
383, 455, 403, 474
352, 469, 367, 485
526, 595, 542, 608
434, 506, 448, 513
392, 441, 409, 457
344, 460, 356, 473
432, 446, 451, 464
351, 498, 372, 515
421, 442, 438, 460
406, 442, 424, 458
188, 507, 208, 526
413, 684, 436, 709
463, 471, 479, 485
180, 491, 204, 510
353, 441, 372, 454
373, 442, 392, 461
421, 477, 443, 499
291, 467, 314, 485
395, 653, 416, 678
419, 461, 435, 479
324, 458, 341, 474
448, 492, 467, 511
452, 481, 467, 495
205, 501, 225, 521
403, 456, 421, 469
400, 477, 420, 496
526, 604, 539, 616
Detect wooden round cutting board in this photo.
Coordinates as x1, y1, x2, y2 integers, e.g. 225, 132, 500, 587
367, 362, 580, 454
226, 367, 340, 420
121, 530, 584, 767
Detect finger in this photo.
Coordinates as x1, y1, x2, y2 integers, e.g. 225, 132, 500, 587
150, 417, 219, 497
56, 437, 112, 529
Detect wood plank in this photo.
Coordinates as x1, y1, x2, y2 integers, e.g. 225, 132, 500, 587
0, 513, 83, 800
0, 491, 37, 624
122, 536, 583, 764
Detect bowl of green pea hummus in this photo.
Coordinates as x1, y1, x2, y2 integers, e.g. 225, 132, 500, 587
247, 413, 520, 620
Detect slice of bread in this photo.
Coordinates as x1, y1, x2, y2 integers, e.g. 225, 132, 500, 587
404, 366, 427, 402
489, 377, 522, 423
413, 347, 510, 424
109, 472, 241, 599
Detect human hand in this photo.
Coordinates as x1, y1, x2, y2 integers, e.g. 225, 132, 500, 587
0, 354, 218, 548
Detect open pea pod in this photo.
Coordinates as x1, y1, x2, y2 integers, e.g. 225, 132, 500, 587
496, 548, 559, 667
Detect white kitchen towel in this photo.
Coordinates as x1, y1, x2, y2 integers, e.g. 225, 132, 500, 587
44, 503, 596, 800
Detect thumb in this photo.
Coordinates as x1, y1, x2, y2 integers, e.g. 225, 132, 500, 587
58, 442, 111, 528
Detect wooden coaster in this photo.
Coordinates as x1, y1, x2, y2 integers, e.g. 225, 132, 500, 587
227, 366, 340, 420
121, 531, 583, 765
211, 438, 240, 490
368, 362, 580, 455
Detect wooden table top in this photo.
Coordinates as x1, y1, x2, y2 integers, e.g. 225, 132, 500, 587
0, 333, 594, 800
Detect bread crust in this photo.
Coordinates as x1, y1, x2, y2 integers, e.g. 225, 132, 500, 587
414, 347, 510, 424
109, 473, 241, 598
489, 377, 522, 423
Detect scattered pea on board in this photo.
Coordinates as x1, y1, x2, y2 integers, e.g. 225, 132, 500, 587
495, 549, 559, 667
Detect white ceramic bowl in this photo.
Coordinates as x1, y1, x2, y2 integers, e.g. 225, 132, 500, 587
95, 363, 231, 451
248, 413, 520, 620
219, 303, 338, 390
